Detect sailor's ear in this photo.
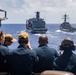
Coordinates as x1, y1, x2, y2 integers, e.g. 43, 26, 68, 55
46, 40, 48, 44
38, 40, 40, 44
0, 36, 3, 40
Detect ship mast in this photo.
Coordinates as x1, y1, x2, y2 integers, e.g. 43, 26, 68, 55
63, 14, 69, 22
0, 9, 7, 27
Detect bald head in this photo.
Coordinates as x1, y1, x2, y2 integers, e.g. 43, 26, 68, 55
38, 35, 48, 45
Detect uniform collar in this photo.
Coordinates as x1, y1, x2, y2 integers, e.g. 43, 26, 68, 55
3, 44, 8, 47
18, 45, 27, 49
38, 44, 47, 47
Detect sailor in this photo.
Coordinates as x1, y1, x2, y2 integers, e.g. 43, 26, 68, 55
0, 31, 9, 72
33, 35, 59, 73
3, 34, 16, 47
53, 37, 76, 75
9, 32, 37, 75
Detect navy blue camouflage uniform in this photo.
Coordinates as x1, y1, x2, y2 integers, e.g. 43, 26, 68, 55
9, 45, 37, 75
53, 50, 76, 75
0, 44, 9, 72
33, 44, 59, 73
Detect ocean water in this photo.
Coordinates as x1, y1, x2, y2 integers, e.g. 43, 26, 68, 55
0, 24, 76, 53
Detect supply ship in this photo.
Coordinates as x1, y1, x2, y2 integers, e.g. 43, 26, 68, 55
60, 14, 76, 32
26, 11, 47, 34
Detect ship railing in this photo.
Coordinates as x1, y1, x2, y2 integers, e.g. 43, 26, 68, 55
33, 28, 47, 30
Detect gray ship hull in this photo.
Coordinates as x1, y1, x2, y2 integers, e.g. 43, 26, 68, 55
26, 28, 47, 34
60, 22, 76, 32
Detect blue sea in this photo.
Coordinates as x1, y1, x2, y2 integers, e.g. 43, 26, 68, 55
0, 24, 76, 53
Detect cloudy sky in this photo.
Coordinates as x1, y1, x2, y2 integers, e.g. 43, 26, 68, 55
0, 0, 76, 24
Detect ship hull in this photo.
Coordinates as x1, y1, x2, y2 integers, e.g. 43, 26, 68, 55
60, 28, 76, 32
60, 23, 76, 32
26, 28, 47, 34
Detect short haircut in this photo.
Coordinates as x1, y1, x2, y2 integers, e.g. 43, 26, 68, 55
39, 35, 48, 44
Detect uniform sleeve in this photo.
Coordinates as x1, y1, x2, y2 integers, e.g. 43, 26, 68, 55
53, 57, 58, 70
31, 50, 39, 63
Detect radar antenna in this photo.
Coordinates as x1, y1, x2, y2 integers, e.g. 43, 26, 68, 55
62, 14, 69, 22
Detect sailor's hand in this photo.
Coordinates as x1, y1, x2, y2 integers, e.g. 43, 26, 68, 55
59, 51, 64, 55
27, 41, 32, 50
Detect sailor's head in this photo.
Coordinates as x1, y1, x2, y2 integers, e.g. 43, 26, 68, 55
59, 37, 75, 51
38, 35, 48, 45
18, 32, 29, 44
5, 34, 16, 43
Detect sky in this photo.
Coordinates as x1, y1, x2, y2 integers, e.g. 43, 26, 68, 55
0, 0, 76, 24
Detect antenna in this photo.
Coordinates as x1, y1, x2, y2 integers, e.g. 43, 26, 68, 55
62, 13, 69, 22
0, 9, 8, 27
